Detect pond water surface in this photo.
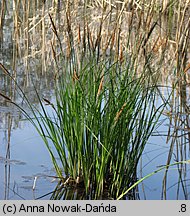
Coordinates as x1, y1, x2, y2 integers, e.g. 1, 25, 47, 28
1, 1, 190, 200
1, 102, 189, 200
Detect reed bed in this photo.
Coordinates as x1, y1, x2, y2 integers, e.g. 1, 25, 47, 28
2, 0, 189, 79
1, 0, 190, 199
0, 57, 164, 200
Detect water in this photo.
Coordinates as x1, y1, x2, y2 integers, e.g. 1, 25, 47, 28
0, 1, 190, 200
1, 102, 189, 199
0, 101, 57, 200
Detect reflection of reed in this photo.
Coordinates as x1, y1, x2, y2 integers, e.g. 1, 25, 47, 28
0, 0, 6, 44
1, 77, 16, 199
1, 0, 190, 200
4, 114, 12, 200
161, 7, 190, 199
162, 77, 190, 200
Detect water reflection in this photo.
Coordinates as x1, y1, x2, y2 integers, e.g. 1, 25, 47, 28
0, 55, 56, 199
0, 0, 190, 200
0, 108, 57, 199
161, 81, 190, 199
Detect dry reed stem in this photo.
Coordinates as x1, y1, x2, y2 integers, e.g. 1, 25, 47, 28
82, 22, 86, 52
152, 37, 168, 53
2, 0, 190, 80
0, 63, 11, 77
49, 13, 59, 38
96, 75, 104, 98
110, 30, 116, 50
72, 69, 79, 82
50, 41, 57, 60
0, 0, 6, 41
119, 45, 124, 63
66, 37, 71, 59
87, 23, 95, 51
114, 102, 127, 123
184, 63, 190, 73
0, 92, 12, 102
78, 24, 81, 44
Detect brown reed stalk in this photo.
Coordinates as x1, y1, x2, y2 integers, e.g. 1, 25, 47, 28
0, 63, 12, 77
49, 13, 59, 38
96, 75, 104, 98
78, 24, 81, 44
72, 69, 80, 83
184, 63, 190, 74
119, 45, 124, 63
50, 41, 60, 79
95, 16, 103, 50
82, 21, 86, 53
114, 102, 127, 123
87, 23, 95, 52
152, 37, 167, 53
42, 1, 46, 73
110, 29, 116, 50
49, 13, 64, 57
0, 92, 12, 102
66, 37, 71, 59
0, 0, 6, 42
